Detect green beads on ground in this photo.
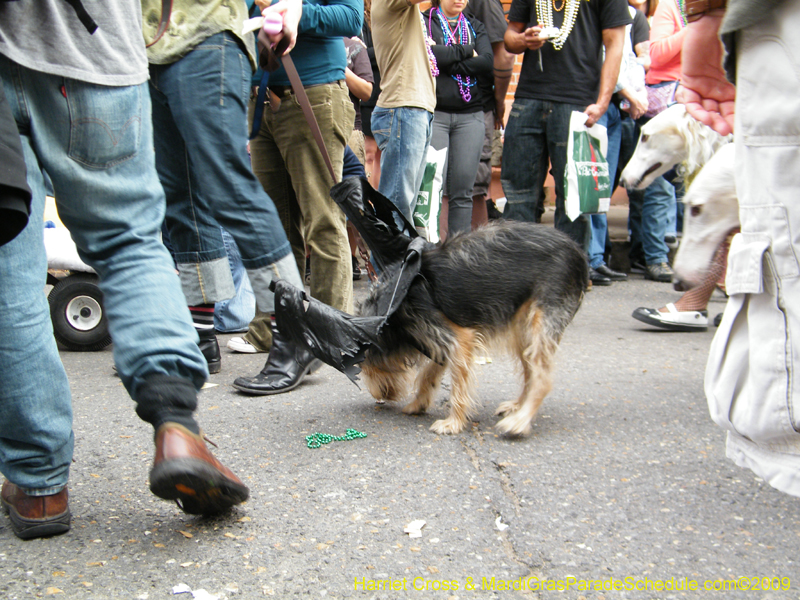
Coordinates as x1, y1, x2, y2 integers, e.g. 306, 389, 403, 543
306, 428, 367, 449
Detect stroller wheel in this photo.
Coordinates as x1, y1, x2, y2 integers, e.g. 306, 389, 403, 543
49, 273, 112, 352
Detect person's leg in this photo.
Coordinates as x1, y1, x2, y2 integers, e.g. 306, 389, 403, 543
372, 106, 434, 228
1, 57, 247, 516
214, 228, 256, 334
441, 111, 485, 236
547, 102, 591, 252
261, 81, 354, 312
149, 33, 301, 313
0, 130, 73, 504
471, 109, 494, 230
500, 98, 549, 223
641, 175, 674, 281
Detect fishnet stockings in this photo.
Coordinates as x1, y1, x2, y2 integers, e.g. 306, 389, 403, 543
658, 236, 731, 313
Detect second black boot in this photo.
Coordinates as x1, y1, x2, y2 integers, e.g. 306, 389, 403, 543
197, 328, 221, 374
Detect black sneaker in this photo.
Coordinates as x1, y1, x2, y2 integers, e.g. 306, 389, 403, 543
644, 262, 674, 283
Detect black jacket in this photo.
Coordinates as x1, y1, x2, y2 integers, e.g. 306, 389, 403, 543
423, 8, 493, 114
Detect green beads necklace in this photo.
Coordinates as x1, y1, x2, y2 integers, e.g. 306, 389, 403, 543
306, 428, 368, 449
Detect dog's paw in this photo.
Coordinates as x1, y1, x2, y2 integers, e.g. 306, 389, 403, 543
402, 399, 429, 415
495, 401, 518, 417
430, 418, 466, 435
495, 413, 533, 437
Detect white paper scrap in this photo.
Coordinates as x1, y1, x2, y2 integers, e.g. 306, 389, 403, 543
404, 519, 426, 538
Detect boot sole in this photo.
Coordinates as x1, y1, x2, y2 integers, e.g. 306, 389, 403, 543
1, 497, 71, 539
149, 458, 249, 515
232, 359, 323, 396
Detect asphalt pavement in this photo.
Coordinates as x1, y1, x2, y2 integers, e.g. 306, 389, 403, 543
2, 242, 799, 600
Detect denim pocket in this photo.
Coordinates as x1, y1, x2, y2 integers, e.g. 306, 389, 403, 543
370, 108, 393, 148
66, 81, 142, 169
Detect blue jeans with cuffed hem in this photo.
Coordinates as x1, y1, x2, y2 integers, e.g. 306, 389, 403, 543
214, 229, 255, 333
0, 56, 208, 492
589, 104, 622, 269
149, 32, 301, 311
371, 106, 434, 229
501, 98, 591, 252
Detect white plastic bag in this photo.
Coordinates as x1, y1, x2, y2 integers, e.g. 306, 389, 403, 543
564, 111, 610, 222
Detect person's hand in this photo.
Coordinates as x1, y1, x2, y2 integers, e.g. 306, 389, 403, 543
261, 0, 303, 54
583, 103, 606, 127
495, 100, 506, 129
675, 13, 735, 136
620, 90, 648, 120
522, 26, 546, 51
255, 0, 271, 9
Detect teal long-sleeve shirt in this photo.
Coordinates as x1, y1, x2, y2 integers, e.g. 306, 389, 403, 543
266, 0, 363, 87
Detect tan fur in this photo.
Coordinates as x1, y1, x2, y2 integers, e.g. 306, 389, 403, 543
363, 300, 558, 436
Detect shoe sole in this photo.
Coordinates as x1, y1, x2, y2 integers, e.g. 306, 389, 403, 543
149, 458, 249, 515
1, 497, 70, 539
207, 359, 221, 374
590, 279, 613, 286
232, 359, 324, 396
631, 309, 708, 332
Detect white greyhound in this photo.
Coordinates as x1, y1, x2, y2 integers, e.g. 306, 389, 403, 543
620, 103, 731, 190
671, 144, 740, 289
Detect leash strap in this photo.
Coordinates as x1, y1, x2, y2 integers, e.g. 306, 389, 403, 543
281, 54, 339, 184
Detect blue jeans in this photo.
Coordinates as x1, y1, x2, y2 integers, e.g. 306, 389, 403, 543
0, 56, 207, 492
431, 110, 486, 235
149, 32, 301, 312
214, 229, 255, 333
372, 106, 434, 229
501, 98, 591, 252
589, 104, 623, 269
641, 175, 673, 265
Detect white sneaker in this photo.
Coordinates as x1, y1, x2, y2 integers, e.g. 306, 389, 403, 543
226, 337, 259, 353
631, 303, 708, 332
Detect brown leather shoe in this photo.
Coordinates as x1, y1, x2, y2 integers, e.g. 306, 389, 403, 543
1, 481, 70, 539
149, 423, 249, 515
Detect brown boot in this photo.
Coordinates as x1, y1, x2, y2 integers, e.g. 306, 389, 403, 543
149, 423, 249, 515
1, 481, 70, 539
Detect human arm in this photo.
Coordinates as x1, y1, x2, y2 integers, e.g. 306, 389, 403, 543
448, 21, 494, 78
675, 12, 735, 135
634, 41, 651, 71
648, 1, 686, 70
493, 41, 515, 127
345, 67, 373, 100
298, 0, 363, 38
584, 25, 625, 126
504, 21, 546, 54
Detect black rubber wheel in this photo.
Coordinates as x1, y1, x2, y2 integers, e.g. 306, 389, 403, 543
48, 273, 112, 351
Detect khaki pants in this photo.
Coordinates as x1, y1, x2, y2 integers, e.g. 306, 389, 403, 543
245, 81, 354, 349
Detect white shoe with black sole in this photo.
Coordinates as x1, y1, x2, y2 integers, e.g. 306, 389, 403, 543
631, 303, 708, 332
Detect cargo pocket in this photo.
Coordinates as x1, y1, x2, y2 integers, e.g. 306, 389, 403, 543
66, 81, 142, 169
707, 234, 797, 443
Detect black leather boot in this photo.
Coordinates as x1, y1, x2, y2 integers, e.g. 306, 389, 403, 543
232, 322, 321, 395
197, 328, 221, 374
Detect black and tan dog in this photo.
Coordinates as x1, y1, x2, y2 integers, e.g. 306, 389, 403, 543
357, 221, 587, 435
270, 179, 588, 436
